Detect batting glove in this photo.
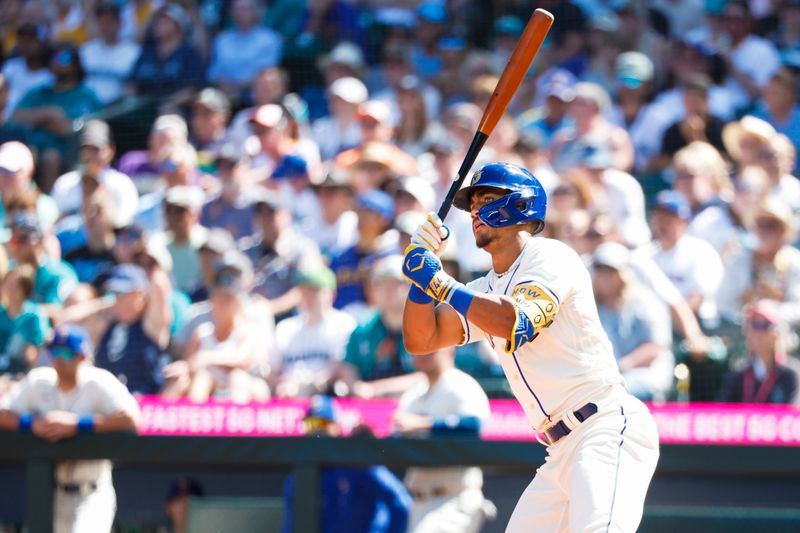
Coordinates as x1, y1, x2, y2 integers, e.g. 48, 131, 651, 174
402, 245, 475, 316
410, 212, 450, 257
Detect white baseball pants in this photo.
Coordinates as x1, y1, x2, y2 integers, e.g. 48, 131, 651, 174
54, 481, 116, 533
506, 393, 659, 533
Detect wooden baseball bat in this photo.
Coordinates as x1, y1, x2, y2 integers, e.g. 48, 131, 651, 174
437, 8, 554, 221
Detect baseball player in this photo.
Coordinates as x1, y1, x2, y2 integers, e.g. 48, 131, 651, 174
401, 162, 660, 532
0, 324, 140, 533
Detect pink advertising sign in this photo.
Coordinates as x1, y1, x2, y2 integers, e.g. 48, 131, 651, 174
136, 396, 800, 446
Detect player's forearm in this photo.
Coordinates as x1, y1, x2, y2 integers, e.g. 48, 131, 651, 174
465, 294, 518, 340
0, 410, 21, 431
94, 410, 140, 434
402, 297, 440, 354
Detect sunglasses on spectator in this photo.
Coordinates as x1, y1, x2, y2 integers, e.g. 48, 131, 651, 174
115, 227, 143, 245
253, 203, 275, 215
165, 203, 188, 215
755, 219, 784, 232
747, 319, 775, 331
49, 347, 78, 360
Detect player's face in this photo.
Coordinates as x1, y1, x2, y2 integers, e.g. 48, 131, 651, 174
469, 189, 504, 249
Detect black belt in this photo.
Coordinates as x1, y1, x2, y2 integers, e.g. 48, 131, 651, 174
58, 483, 97, 494
542, 402, 598, 445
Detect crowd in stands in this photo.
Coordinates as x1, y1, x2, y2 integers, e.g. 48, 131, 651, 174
1, 0, 800, 407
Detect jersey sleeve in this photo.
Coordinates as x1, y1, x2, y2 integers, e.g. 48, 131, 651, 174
505, 279, 560, 353
454, 277, 491, 346
95, 371, 141, 417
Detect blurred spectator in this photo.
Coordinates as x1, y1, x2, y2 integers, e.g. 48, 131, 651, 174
281, 396, 411, 533
336, 256, 422, 399
518, 69, 575, 149
127, 4, 205, 103
648, 190, 724, 330
717, 300, 799, 404
80, 1, 141, 105
393, 76, 445, 157
188, 227, 235, 303
718, 198, 800, 328
0, 264, 50, 375
242, 192, 321, 316
200, 144, 257, 240
758, 133, 800, 213
721, 0, 782, 109
330, 190, 399, 313
0, 0, 23, 57
411, 2, 446, 80
11, 43, 102, 192
269, 153, 323, 233
163, 185, 207, 294
175, 252, 270, 403
0, 74, 30, 144
8, 214, 78, 311
52, 0, 89, 44
394, 346, 495, 533
227, 67, 290, 146
117, 113, 189, 191
189, 87, 231, 171
551, 82, 635, 173
392, 176, 435, 218
512, 131, 560, 196
652, 74, 727, 173
722, 114, 777, 168
593, 243, 674, 401
164, 477, 205, 533
307, 166, 358, 258
272, 263, 356, 397
0, 141, 58, 239
752, 68, 800, 161
51, 120, 139, 228
0, 324, 140, 533
312, 76, 368, 160
58, 187, 118, 286
249, 103, 294, 177
372, 46, 441, 125
571, 141, 651, 247
93, 264, 171, 394
1, 22, 53, 118
208, 0, 283, 101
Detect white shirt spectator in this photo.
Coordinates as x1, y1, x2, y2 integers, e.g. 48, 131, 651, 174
649, 234, 724, 327
599, 169, 652, 247
311, 117, 362, 161
302, 210, 358, 258
80, 38, 141, 104
651, 86, 737, 123
273, 308, 356, 394
770, 176, 800, 214
208, 27, 283, 86
687, 204, 739, 256
609, 103, 676, 173
51, 167, 139, 227
2, 57, 54, 117
728, 35, 782, 107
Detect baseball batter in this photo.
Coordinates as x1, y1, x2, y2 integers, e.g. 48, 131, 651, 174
402, 162, 659, 532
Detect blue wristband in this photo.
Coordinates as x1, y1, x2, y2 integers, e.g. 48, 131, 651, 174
408, 284, 434, 304
447, 284, 475, 317
77, 416, 95, 434
18, 414, 33, 432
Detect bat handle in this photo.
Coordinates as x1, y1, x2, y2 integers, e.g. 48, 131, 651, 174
437, 131, 489, 221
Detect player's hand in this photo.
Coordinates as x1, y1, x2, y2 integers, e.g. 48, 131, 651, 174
402, 245, 442, 291
33, 411, 79, 442
393, 412, 434, 435
410, 212, 450, 257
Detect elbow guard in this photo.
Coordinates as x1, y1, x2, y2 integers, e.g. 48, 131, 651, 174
505, 283, 560, 353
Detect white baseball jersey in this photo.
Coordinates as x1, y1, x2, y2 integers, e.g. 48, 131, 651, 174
458, 237, 624, 432
5, 365, 140, 484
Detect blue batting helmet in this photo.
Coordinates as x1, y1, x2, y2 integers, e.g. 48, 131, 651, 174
452, 162, 547, 231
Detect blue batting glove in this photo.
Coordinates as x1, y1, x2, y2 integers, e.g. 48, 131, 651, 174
402, 245, 442, 291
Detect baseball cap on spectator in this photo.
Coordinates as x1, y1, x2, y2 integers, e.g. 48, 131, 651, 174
444, 103, 481, 132
271, 154, 308, 180
318, 42, 366, 76
357, 190, 395, 222
0, 141, 34, 174
138, 234, 173, 272
516, 130, 546, 154
358, 100, 392, 125
305, 395, 338, 424
755, 197, 793, 233
616, 52, 654, 89
370, 255, 405, 282
683, 73, 712, 97
159, 3, 190, 34
211, 251, 253, 293
746, 299, 782, 327
165, 185, 204, 212
49, 325, 93, 360
250, 104, 286, 129
314, 165, 353, 190
79, 120, 113, 148
572, 82, 611, 114
153, 114, 188, 140
590, 11, 621, 32
294, 263, 337, 290
439, 36, 466, 51
652, 190, 691, 221
105, 264, 149, 293
495, 15, 524, 37
722, 115, 777, 162
215, 142, 246, 165
200, 228, 235, 255
398, 74, 423, 93
353, 142, 395, 170
542, 69, 576, 102
395, 211, 425, 236
329, 77, 368, 105
417, 2, 447, 24
592, 242, 633, 283
396, 176, 435, 212
10, 213, 43, 242
194, 87, 230, 115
